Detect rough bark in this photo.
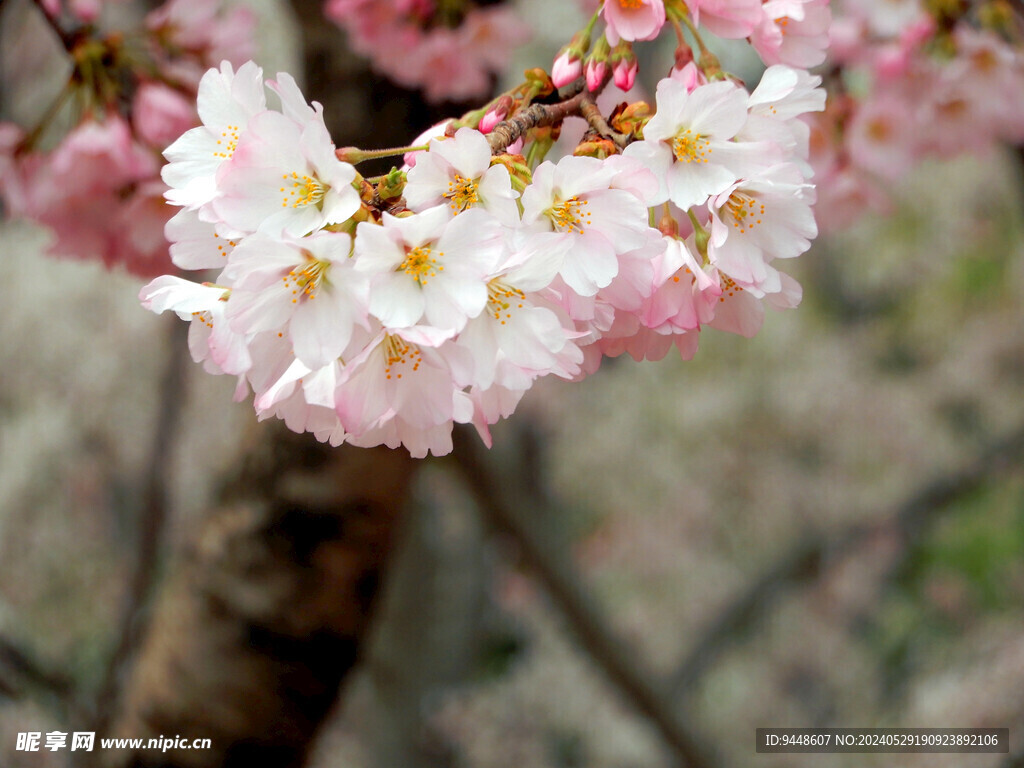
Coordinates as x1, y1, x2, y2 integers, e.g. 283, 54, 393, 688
99, 428, 416, 768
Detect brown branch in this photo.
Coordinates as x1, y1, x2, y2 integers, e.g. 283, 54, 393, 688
487, 79, 586, 154
450, 426, 717, 768
579, 92, 629, 149
0, 631, 79, 715
666, 419, 1024, 698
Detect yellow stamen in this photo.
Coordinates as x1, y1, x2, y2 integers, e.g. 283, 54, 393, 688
280, 172, 327, 209
671, 128, 711, 164
283, 253, 330, 304
546, 195, 591, 235
723, 191, 764, 234
383, 334, 423, 380
400, 245, 444, 286
213, 124, 241, 159
487, 280, 526, 325
444, 173, 480, 213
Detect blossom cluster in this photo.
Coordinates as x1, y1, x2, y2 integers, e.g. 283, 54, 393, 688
323, 0, 531, 103
809, 0, 1024, 230
561, 0, 830, 92
0, 0, 254, 275
141, 58, 824, 457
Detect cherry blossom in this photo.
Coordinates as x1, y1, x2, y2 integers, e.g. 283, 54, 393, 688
520, 155, 654, 296
404, 127, 520, 225
602, 0, 666, 45
622, 79, 760, 210
212, 108, 360, 237
161, 60, 266, 211
223, 230, 370, 370
353, 206, 505, 332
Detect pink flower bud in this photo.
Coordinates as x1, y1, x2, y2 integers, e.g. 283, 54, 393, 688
612, 58, 638, 91
479, 96, 512, 134
585, 59, 608, 91
552, 51, 582, 88
479, 109, 502, 134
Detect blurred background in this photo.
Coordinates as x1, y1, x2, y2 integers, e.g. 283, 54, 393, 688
1, 0, 1023, 766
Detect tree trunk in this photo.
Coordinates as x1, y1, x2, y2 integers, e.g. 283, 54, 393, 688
100, 428, 416, 768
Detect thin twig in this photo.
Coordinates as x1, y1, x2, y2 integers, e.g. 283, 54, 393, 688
450, 426, 717, 768
667, 420, 1024, 698
88, 315, 191, 737
579, 92, 629, 149
0, 632, 76, 708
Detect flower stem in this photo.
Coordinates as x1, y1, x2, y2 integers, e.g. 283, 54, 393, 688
336, 145, 429, 163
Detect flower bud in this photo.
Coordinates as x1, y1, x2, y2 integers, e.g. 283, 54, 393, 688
585, 35, 612, 92
610, 101, 651, 138
376, 167, 406, 201
586, 59, 608, 91
551, 28, 592, 88
574, 136, 618, 159
609, 41, 638, 91
479, 95, 513, 134
552, 50, 583, 88
658, 213, 680, 237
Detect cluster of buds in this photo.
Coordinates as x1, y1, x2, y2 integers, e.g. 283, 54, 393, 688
141, 43, 824, 456
558, 0, 830, 96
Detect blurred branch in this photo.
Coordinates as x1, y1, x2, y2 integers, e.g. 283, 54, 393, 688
667, 420, 1024, 698
89, 316, 190, 737
0, 631, 80, 716
450, 426, 717, 768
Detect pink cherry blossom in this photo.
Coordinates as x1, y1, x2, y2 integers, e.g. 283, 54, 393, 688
139, 275, 253, 376
213, 108, 360, 237
353, 206, 505, 332
688, 0, 763, 39
404, 127, 520, 225
223, 230, 370, 369
751, 0, 832, 68
707, 164, 817, 290
161, 60, 266, 211
603, 0, 666, 45
521, 155, 655, 297
622, 78, 760, 210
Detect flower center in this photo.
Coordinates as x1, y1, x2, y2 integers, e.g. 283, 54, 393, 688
383, 334, 422, 380
444, 173, 480, 213
619, 0, 645, 8
400, 245, 444, 286
723, 191, 764, 233
487, 280, 526, 325
719, 273, 744, 302
283, 253, 330, 303
546, 195, 591, 235
671, 128, 711, 164
214, 124, 241, 159
280, 172, 327, 209
191, 310, 214, 329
